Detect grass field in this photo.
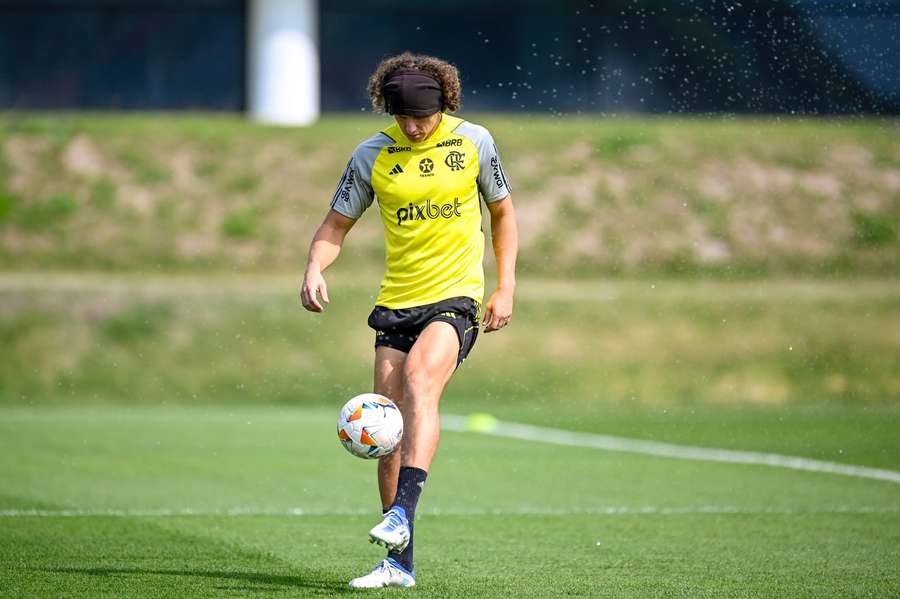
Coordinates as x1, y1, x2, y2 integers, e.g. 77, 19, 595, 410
2, 112, 898, 596
4, 273, 900, 411
1, 274, 899, 596
1, 405, 899, 598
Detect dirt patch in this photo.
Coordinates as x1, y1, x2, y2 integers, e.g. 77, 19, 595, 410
569, 225, 607, 259
118, 184, 157, 215
695, 239, 732, 263
0, 228, 54, 254
855, 193, 889, 213
597, 168, 630, 200
732, 157, 796, 194
828, 144, 873, 170
230, 240, 266, 265
176, 233, 218, 259
515, 195, 559, 248
628, 144, 659, 164
881, 170, 900, 192
799, 172, 842, 200
696, 167, 734, 201
166, 148, 205, 192
561, 140, 592, 164
4, 136, 50, 191
62, 135, 126, 181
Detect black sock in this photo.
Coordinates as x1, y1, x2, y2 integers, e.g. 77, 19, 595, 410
392, 466, 427, 520
387, 466, 427, 573
388, 521, 414, 572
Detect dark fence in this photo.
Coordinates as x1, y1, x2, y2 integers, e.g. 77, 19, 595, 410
1, 0, 898, 114
0, 0, 245, 110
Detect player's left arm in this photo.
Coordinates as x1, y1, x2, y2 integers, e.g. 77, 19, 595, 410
483, 195, 518, 333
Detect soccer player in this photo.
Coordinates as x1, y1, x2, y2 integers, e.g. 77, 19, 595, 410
300, 52, 518, 589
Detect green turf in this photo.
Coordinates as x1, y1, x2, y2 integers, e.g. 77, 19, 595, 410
2, 274, 899, 595
1, 405, 898, 597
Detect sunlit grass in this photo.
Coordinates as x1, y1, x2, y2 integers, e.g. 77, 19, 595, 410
1, 404, 898, 597
2, 274, 898, 412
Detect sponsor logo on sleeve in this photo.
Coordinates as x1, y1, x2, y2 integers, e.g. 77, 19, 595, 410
339, 166, 355, 202
490, 156, 506, 190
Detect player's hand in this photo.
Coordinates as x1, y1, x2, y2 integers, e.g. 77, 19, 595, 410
482, 287, 514, 333
300, 268, 330, 312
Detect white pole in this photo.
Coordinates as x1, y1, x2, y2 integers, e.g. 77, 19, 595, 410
248, 0, 319, 126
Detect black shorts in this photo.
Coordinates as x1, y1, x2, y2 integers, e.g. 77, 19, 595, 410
367, 296, 480, 367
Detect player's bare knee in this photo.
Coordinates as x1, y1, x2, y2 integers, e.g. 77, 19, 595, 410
402, 364, 435, 400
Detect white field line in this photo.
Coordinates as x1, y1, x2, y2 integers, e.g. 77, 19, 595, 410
1, 506, 898, 518
441, 415, 900, 485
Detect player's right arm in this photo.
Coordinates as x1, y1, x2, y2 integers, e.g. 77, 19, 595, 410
300, 209, 357, 312
301, 136, 381, 312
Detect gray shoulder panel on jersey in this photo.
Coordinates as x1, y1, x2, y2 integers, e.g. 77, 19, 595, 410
329, 132, 393, 219
455, 121, 512, 203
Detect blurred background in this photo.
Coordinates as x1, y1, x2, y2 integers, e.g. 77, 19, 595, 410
1, 0, 898, 408
1, 1, 899, 595
3, 0, 900, 114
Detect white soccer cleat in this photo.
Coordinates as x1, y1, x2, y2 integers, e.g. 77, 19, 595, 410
367, 506, 410, 552
348, 558, 416, 589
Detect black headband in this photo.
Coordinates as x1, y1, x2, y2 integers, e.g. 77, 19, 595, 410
383, 69, 443, 117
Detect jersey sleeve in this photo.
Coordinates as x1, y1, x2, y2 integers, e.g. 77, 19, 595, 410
329, 153, 374, 219
457, 123, 511, 203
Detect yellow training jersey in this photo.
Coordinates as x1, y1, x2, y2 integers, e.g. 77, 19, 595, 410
329, 114, 511, 309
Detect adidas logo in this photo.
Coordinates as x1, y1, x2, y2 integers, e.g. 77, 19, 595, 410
389, 164, 404, 175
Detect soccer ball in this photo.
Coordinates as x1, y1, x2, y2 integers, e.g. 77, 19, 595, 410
337, 393, 403, 459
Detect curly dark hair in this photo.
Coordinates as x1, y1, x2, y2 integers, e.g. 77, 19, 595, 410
367, 52, 462, 114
